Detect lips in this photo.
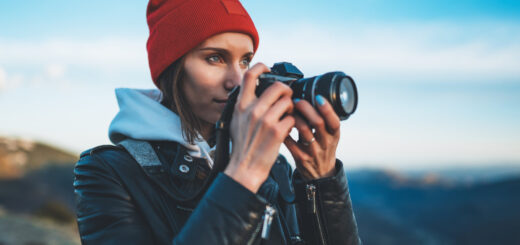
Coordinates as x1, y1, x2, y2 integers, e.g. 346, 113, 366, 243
214, 98, 228, 103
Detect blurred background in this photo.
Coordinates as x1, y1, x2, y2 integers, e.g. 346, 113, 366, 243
1, 0, 519, 244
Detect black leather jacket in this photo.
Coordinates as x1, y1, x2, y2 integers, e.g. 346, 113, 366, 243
73, 140, 361, 244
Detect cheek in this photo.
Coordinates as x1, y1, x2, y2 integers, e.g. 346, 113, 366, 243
182, 72, 222, 116
181, 59, 227, 123
184, 63, 226, 98
183, 74, 216, 100
182, 77, 222, 123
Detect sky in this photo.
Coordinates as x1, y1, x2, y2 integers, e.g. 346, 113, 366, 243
1, 0, 519, 170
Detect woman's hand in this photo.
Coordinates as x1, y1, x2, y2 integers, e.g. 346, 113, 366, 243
224, 63, 295, 193
284, 96, 341, 180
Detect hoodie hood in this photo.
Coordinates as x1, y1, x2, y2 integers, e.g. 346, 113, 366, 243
109, 88, 215, 166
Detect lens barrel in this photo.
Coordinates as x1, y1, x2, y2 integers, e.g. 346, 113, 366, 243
256, 66, 358, 121
290, 72, 357, 120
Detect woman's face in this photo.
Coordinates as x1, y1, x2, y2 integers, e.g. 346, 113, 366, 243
182, 32, 254, 127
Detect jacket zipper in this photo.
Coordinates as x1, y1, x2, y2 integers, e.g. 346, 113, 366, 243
261, 205, 276, 239
246, 204, 276, 245
306, 183, 327, 245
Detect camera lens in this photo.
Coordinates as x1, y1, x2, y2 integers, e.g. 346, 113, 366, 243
336, 76, 357, 120
340, 80, 349, 108
256, 63, 358, 121
291, 72, 358, 121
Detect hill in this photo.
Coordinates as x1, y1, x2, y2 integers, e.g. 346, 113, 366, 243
0, 137, 77, 179
0, 136, 80, 244
1, 136, 519, 244
348, 169, 520, 245
0, 207, 79, 245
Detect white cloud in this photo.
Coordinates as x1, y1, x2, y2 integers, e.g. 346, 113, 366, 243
1, 22, 519, 168
0, 37, 147, 70
0, 67, 5, 91
0, 68, 24, 92
0, 37, 150, 90
1, 20, 518, 89
255, 21, 520, 82
8, 74, 24, 90
46, 64, 66, 80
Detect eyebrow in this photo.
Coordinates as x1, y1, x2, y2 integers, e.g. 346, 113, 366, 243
198, 47, 253, 57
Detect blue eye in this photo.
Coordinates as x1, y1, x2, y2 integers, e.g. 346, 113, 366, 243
207, 55, 222, 63
240, 58, 251, 67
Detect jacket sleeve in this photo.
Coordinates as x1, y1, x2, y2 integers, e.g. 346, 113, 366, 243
74, 152, 155, 244
292, 160, 362, 245
74, 151, 269, 245
172, 173, 268, 244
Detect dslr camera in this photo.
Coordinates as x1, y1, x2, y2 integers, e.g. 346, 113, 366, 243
255, 62, 358, 120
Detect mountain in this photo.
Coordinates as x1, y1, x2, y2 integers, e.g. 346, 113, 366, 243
1, 136, 519, 244
0, 136, 80, 244
0, 208, 79, 245
348, 169, 520, 245
404, 164, 520, 184
0, 136, 77, 179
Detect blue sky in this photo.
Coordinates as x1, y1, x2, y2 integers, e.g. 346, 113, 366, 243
1, 0, 519, 170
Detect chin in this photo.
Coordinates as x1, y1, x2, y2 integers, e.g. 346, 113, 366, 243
196, 108, 222, 126
209, 115, 220, 124
200, 114, 220, 126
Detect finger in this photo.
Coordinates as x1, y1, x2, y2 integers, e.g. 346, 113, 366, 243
249, 83, 293, 127
284, 135, 300, 155
264, 96, 294, 122
262, 99, 294, 142
294, 116, 322, 160
315, 95, 341, 134
237, 63, 270, 107
284, 135, 307, 164
247, 105, 294, 155
294, 99, 328, 143
256, 81, 293, 109
279, 115, 296, 138
294, 115, 314, 143
285, 136, 317, 179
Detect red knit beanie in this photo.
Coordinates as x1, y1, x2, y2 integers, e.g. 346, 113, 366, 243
146, 0, 259, 85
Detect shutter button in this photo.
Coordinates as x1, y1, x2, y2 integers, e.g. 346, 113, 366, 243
179, 164, 190, 173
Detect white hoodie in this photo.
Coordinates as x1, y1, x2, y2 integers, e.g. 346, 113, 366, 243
108, 88, 216, 167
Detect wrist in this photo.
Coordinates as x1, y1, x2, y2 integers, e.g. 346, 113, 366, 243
321, 161, 337, 178
224, 161, 267, 193
298, 159, 338, 181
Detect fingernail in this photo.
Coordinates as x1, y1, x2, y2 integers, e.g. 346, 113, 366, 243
293, 98, 300, 103
316, 95, 326, 106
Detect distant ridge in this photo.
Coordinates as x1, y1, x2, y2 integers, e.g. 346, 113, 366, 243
0, 136, 78, 179
347, 168, 520, 245
0, 136, 79, 223
0, 137, 519, 244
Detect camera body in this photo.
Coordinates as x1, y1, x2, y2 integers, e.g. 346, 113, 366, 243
255, 62, 358, 121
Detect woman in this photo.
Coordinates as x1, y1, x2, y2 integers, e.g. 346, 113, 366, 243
74, 0, 361, 244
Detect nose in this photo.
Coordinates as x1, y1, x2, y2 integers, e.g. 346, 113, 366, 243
223, 63, 243, 91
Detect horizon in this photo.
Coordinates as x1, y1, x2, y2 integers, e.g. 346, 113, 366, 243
2, 134, 520, 174
1, 0, 519, 170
